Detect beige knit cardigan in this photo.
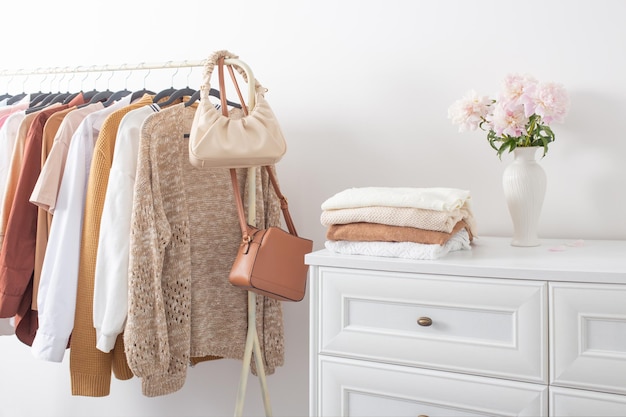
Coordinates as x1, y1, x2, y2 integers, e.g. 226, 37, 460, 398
124, 103, 284, 397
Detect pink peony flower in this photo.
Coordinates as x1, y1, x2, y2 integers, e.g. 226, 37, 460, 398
486, 101, 529, 138
447, 90, 491, 132
449, 73, 569, 158
499, 73, 537, 104
530, 82, 570, 124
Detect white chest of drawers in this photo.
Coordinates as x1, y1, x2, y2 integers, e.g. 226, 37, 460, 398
306, 237, 626, 417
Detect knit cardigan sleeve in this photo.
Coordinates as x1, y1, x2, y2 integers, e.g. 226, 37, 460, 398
124, 116, 172, 379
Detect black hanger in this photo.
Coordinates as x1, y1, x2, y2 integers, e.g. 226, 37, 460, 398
26, 91, 64, 114
38, 93, 57, 107
28, 92, 51, 108
155, 87, 196, 108
0, 93, 12, 101
152, 87, 176, 103
184, 88, 242, 109
39, 91, 70, 107
6, 93, 28, 105
76, 89, 114, 109
62, 92, 81, 105
130, 88, 156, 103
184, 90, 200, 107
81, 89, 100, 102
102, 89, 131, 107
209, 88, 242, 109
88, 90, 114, 104
49, 92, 73, 105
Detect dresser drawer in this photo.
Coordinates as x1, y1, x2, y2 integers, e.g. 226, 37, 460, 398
550, 282, 626, 395
314, 267, 547, 383
315, 356, 547, 417
550, 386, 626, 416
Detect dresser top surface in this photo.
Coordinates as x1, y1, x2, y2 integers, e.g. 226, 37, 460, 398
305, 236, 626, 283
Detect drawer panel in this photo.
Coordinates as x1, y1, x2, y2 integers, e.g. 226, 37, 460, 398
550, 282, 626, 394
316, 267, 547, 383
550, 386, 626, 417
316, 356, 547, 417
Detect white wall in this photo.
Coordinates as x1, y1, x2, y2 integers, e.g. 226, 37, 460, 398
1, 1, 625, 416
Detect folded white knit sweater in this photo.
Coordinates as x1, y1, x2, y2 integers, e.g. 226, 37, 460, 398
324, 229, 471, 260
321, 187, 471, 212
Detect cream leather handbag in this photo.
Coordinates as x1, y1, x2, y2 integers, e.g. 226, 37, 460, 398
188, 50, 287, 169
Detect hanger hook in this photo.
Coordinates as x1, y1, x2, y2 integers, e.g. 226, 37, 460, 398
168, 61, 179, 87
57, 69, 66, 92
141, 63, 150, 89
105, 66, 115, 91
186, 61, 193, 87
81, 65, 91, 83
4, 71, 14, 93
48, 71, 58, 92
122, 64, 131, 90
65, 66, 75, 92
93, 68, 103, 91
38, 71, 48, 92
21, 70, 29, 94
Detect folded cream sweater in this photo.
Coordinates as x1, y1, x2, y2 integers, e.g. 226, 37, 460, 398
321, 187, 471, 212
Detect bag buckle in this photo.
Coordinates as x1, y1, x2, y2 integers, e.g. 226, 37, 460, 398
241, 234, 253, 254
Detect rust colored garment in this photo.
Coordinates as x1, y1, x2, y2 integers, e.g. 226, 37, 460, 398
0, 93, 84, 345
326, 219, 472, 245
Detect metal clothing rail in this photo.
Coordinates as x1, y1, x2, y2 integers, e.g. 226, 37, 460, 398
1, 58, 273, 417
0, 60, 206, 77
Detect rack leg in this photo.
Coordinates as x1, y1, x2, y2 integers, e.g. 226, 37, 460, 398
234, 292, 273, 417
233, 167, 272, 416
252, 312, 272, 416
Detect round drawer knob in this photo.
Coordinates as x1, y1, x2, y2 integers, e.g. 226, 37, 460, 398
417, 317, 432, 327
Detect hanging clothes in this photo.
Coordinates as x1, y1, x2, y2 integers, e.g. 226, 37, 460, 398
32, 95, 133, 362
124, 102, 284, 397
92, 103, 161, 353
0, 94, 85, 345
0, 111, 27, 246
69, 93, 155, 397
30, 102, 106, 313
0, 65, 285, 402
0, 105, 60, 249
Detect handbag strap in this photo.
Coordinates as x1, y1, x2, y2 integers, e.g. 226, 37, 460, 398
230, 167, 299, 240
218, 57, 249, 117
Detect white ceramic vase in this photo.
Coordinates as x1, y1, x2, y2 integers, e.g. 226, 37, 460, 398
502, 147, 547, 247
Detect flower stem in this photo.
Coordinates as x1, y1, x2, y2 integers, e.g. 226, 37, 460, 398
525, 116, 537, 146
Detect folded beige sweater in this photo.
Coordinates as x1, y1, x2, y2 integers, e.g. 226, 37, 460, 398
321, 204, 476, 234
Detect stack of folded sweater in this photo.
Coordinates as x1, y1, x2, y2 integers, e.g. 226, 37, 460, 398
320, 187, 476, 260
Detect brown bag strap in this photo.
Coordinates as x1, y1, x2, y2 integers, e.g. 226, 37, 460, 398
230, 167, 299, 240
218, 57, 249, 117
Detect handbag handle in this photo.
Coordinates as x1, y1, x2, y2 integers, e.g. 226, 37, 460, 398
218, 57, 249, 117
200, 50, 262, 109
230, 167, 299, 241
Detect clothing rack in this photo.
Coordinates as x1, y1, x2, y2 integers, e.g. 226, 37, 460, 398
1, 60, 272, 417
0, 60, 205, 77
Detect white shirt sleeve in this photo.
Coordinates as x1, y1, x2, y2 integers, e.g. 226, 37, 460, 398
93, 106, 154, 352
31, 121, 93, 362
